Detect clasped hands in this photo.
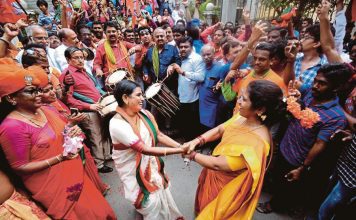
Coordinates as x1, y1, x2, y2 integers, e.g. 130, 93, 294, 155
180, 138, 200, 158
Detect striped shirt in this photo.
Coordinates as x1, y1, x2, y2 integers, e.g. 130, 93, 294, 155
294, 53, 328, 89
336, 133, 356, 188
280, 89, 347, 166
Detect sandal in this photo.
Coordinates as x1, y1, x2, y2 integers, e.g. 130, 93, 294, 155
256, 202, 273, 214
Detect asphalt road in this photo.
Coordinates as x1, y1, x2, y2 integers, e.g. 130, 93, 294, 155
100, 154, 302, 220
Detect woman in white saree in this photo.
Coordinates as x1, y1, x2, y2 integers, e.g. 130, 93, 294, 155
108, 80, 187, 220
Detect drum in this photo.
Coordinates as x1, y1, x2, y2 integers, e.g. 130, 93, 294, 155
99, 95, 118, 116
145, 83, 180, 118
105, 68, 130, 91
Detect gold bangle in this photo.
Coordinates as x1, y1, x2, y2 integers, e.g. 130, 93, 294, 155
46, 160, 51, 168
56, 155, 62, 163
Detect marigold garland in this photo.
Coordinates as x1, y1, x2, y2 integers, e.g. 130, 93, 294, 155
286, 96, 321, 128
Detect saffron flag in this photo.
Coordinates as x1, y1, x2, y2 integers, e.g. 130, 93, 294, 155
0, 0, 27, 23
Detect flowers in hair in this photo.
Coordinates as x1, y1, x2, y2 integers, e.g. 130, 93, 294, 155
286, 96, 320, 128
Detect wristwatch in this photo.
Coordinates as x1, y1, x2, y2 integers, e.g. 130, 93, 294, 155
301, 162, 311, 171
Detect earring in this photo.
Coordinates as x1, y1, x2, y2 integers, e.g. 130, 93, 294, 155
11, 101, 17, 106
258, 112, 266, 121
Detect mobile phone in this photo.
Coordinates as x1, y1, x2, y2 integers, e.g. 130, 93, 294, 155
70, 108, 79, 116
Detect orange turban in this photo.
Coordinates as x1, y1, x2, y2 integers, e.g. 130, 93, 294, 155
0, 58, 48, 98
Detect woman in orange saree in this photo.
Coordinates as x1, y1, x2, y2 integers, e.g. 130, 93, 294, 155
0, 61, 116, 219
184, 80, 286, 220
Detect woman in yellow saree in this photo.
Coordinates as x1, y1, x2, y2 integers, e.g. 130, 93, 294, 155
184, 80, 286, 220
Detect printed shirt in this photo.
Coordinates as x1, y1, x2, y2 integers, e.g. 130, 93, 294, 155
294, 53, 328, 89
38, 12, 57, 32
280, 89, 347, 166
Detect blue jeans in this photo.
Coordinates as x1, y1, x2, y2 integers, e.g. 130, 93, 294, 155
318, 180, 356, 220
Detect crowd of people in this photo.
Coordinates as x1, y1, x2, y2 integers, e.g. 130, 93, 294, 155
0, 0, 355, 219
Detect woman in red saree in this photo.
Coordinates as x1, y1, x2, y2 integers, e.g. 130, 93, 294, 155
40, 82, 111, 195
0, 60, 116, 219
184, 80, 286, 220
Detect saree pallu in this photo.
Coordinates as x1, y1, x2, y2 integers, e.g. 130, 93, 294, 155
112, 108, 182, 220
195, 114, 270, 220
0, 107, 116, 219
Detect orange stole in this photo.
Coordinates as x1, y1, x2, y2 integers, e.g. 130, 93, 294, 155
195, 115, 270, 220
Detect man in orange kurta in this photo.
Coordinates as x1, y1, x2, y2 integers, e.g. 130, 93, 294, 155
221, 43, 287, 113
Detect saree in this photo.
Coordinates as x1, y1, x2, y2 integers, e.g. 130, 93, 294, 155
46, 102, 110, 195
0, 106, 116, 219
195, 114, 270, 220
0, 190, 49, 220
110, 108, 183, 220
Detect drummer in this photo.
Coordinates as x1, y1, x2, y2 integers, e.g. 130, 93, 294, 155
59, 46, 113, 174
94, 21, 142, 80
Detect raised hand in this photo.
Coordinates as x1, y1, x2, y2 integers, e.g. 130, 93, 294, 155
247, 20, 268, 48
242, 9, 250, 24
317, 0, 331, 20
3, 23, 20, 40
284, 40, 299, 60
288, 80, 301, 99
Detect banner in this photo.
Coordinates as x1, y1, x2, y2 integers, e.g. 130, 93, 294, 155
0, 0, 27, 23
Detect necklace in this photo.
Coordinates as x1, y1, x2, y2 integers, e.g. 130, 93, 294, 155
15, 110, 45, 127
238, 119, 264, 135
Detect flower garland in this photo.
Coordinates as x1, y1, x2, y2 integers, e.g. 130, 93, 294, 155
286, 96, 321, 128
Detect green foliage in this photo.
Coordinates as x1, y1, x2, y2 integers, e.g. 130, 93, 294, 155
260, 0, 327, 17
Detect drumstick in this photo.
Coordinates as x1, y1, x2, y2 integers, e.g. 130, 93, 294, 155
117, 54, 131, 63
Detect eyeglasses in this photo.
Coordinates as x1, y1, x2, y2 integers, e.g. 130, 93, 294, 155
31, 36, 48, 41
22, 88, 43, 96
139, 30, 150, 36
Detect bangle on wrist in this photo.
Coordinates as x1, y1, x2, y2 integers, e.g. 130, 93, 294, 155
56, 155, 62, 163
189, 151, 197, 161
196, 135, 206, 146
0, 38, 10, 45
164, 148, 167, 156
46, 160, 51, 168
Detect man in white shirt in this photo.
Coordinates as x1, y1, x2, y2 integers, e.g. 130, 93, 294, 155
54, 28, 95, 75
54, 28, 80, 72
171, 36, 204, 139
16, 25, 57, 69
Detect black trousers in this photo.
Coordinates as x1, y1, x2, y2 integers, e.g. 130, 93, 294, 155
177, 100, 200, 140
270, 154, 305, 211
